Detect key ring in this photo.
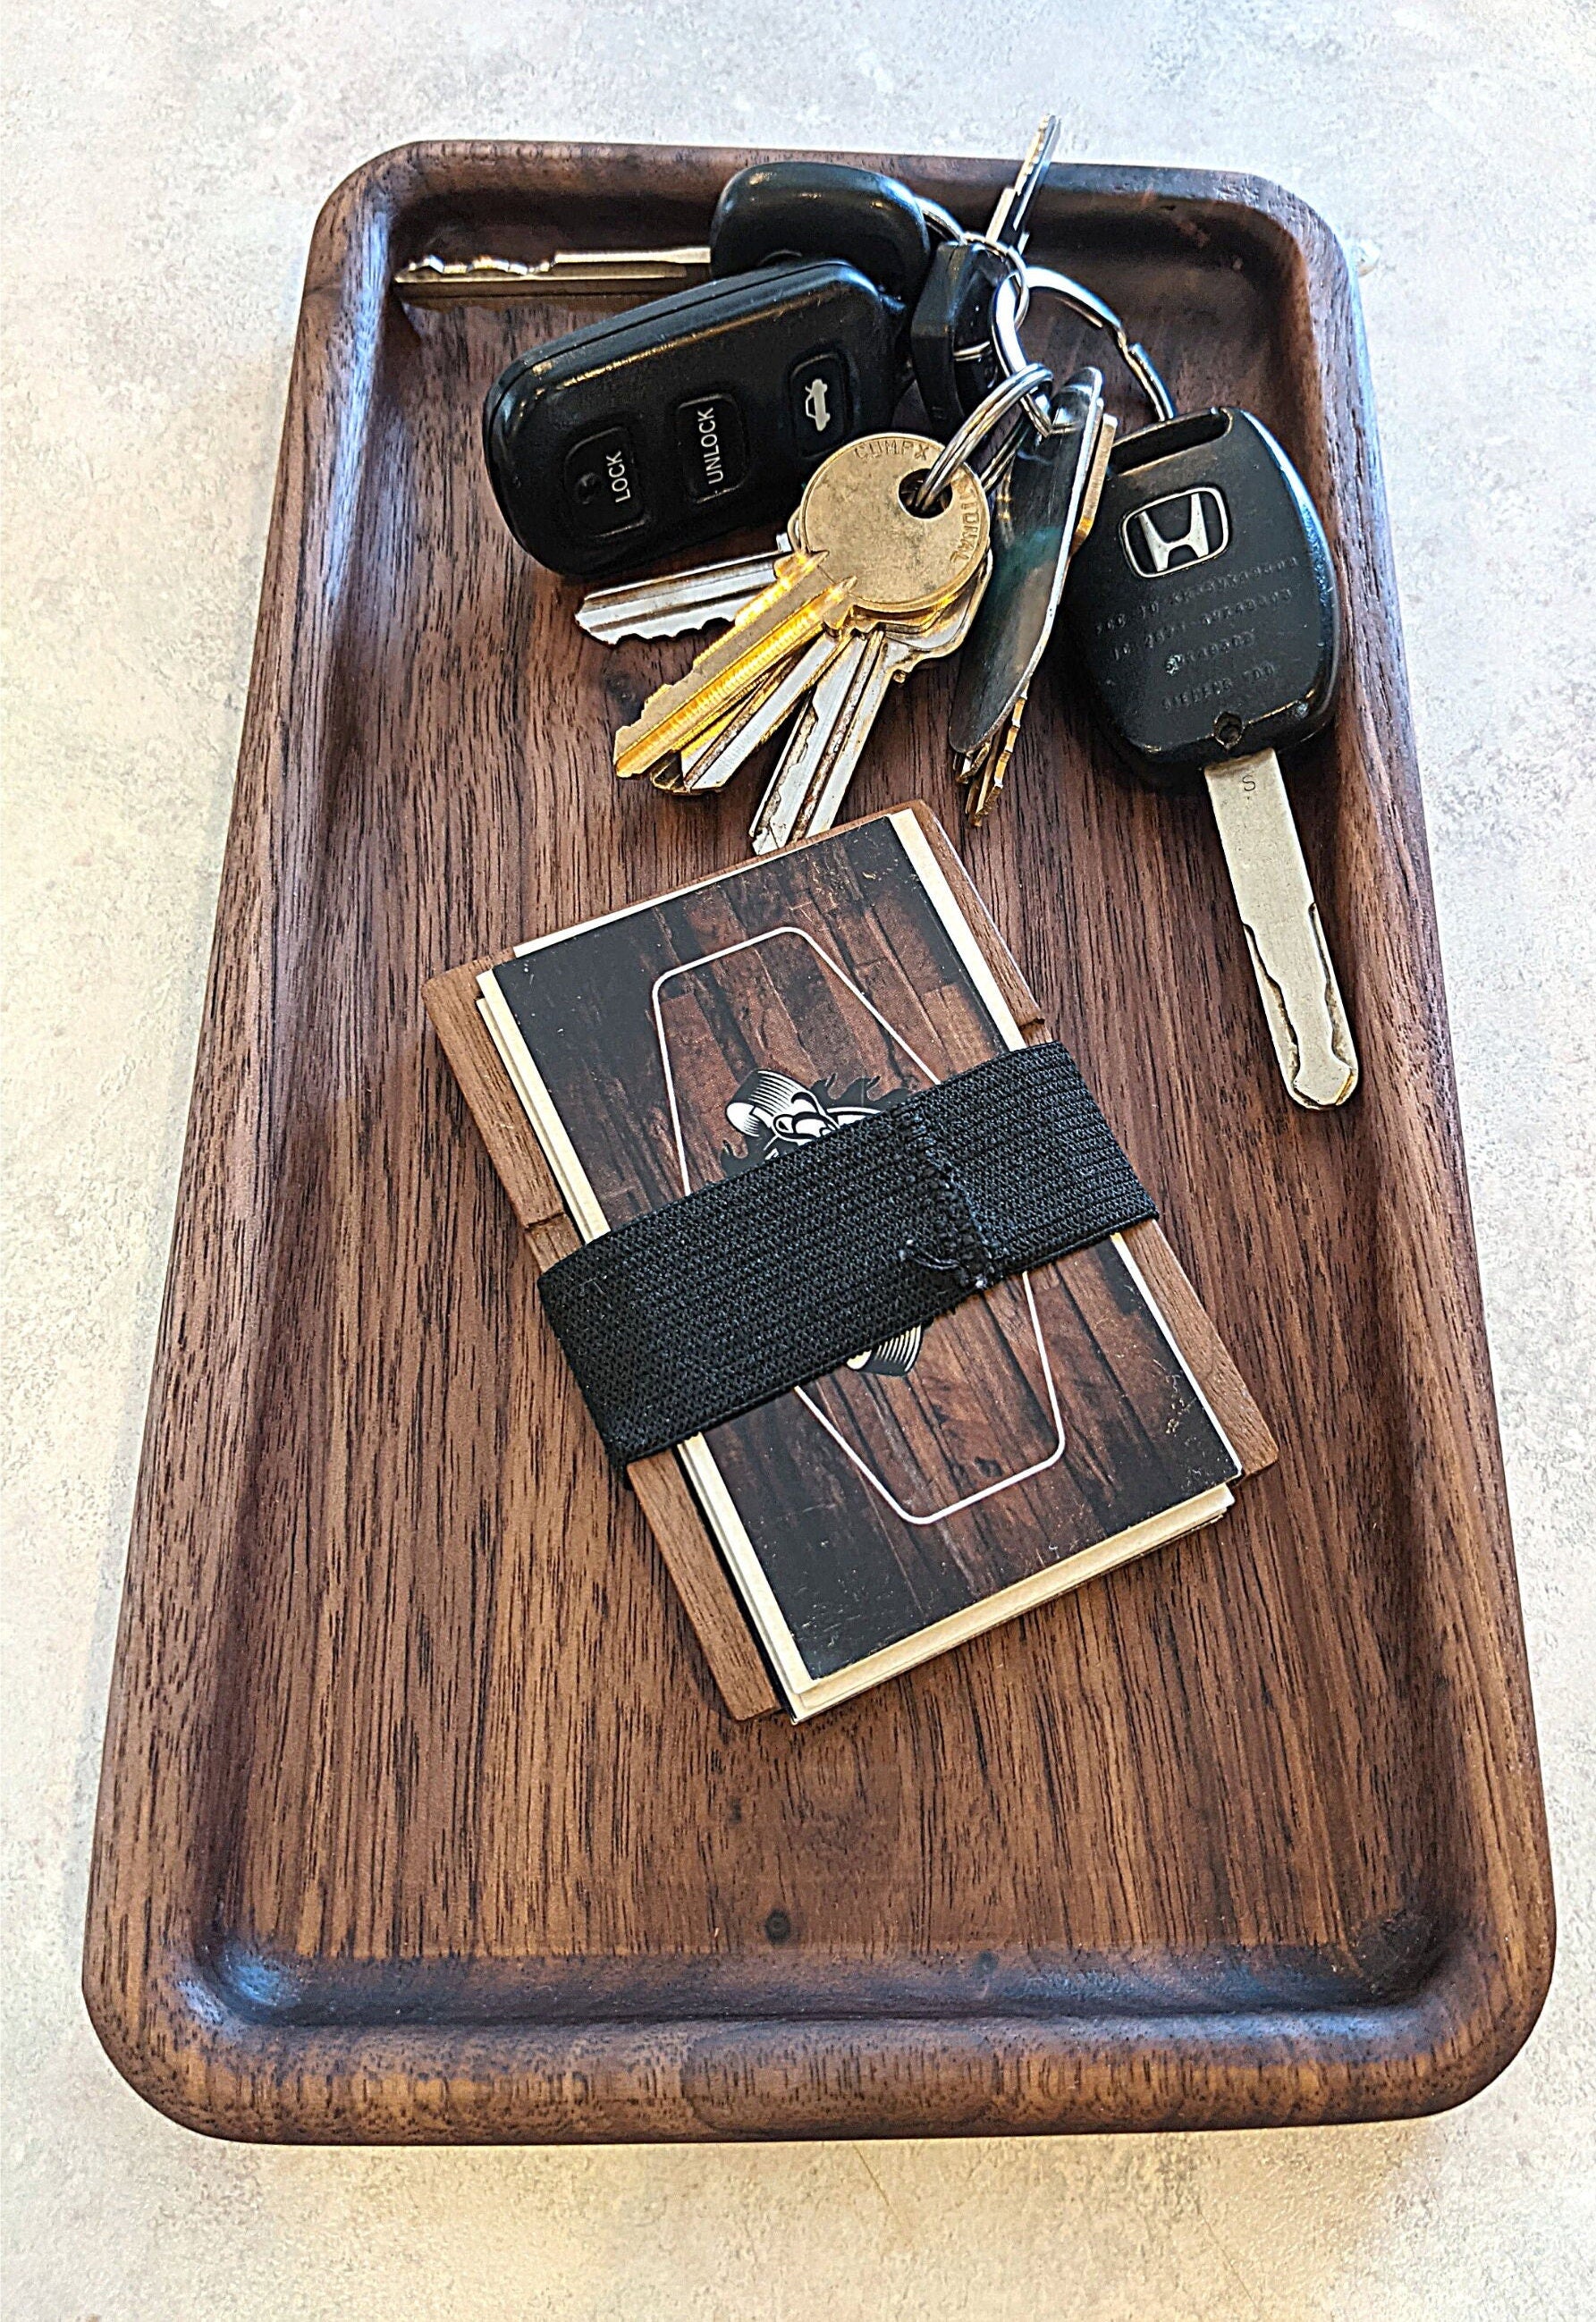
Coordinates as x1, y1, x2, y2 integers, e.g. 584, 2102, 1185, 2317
919, 197, 967, 245
908, 361, 1053, 512
992, 265, 1176, 422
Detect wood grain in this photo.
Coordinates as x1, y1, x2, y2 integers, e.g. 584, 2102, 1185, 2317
81, 141, 1553, 2144
423, 909, 779, 1716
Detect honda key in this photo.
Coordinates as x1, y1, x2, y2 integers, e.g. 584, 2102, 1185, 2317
1063, 405, 1360, 1110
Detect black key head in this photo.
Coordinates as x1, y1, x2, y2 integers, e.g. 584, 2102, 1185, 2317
908, 239, 1018, 435
710, 162, 932, 309
1061, 407, 1341, 793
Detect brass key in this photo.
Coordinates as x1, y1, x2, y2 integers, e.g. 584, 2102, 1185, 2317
612, 433, 989, 781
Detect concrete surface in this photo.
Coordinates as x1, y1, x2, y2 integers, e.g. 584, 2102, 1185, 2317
4, 0, 1593, 2314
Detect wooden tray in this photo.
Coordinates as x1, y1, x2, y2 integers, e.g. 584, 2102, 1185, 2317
83, 140, 1553, 2143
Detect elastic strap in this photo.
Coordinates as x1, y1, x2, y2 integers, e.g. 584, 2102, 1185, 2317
538, 1043, 1155, 1465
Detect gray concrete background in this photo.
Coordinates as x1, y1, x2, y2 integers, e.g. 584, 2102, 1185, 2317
4, 1, 1593, 2314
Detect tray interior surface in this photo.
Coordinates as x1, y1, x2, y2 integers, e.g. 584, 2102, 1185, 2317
87, 146, 1550, 2140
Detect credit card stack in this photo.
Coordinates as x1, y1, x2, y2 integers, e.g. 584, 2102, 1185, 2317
426, 806, 1274, 1718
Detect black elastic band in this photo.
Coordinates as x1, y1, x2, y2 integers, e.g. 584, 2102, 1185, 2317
538, 1043, 1155, 1465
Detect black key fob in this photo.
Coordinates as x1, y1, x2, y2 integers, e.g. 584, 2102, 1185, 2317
710, 161, 933, 308
484, 259, 898, 578
1061, 407, 1341, 793
909, 239, 1016, 433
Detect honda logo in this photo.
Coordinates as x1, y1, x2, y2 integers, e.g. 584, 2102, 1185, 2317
1120, 486, 1230, 578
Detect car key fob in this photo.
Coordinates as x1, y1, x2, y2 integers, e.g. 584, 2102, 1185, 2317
1061, 404, 1359, 1110
1061, 406, 1340, 794
484, 259, 899, 578
709, 161, 933, 308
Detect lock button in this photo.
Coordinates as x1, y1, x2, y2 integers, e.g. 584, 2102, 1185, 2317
562, 424, 648, 538
788, 351, 849, 456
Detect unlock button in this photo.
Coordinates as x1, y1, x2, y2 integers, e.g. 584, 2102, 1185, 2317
788, 350, 850, 456
673, 393, 749, 502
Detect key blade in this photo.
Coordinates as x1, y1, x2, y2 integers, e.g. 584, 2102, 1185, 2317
949, 367, 1104, 761
393, 248, 713, 306
985, 114, 1061, 248
1204, 752, 1360, 1110
612, 554, 854, 778
676, 631, 848, 792
577, 549, 783, 643
748, 633, 877, 855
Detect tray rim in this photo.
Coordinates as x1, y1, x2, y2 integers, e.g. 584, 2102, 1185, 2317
81, 136, 1555, 2144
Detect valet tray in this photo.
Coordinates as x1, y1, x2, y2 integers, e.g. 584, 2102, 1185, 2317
83, 141, 1553, 2144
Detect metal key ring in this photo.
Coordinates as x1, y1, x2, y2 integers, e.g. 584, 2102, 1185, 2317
992, 265, 1176, 422
908, 361, 1053, 512
919, 197, 967, 245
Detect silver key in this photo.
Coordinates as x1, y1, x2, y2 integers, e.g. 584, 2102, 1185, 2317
984, 114, 1061, 251
577, 544, 788, 643
669, 631, 851, 794
749, 575, 988, 854
393, 248, 713, 307
748, 632, 877, 849
1203, 756, 1360, 1110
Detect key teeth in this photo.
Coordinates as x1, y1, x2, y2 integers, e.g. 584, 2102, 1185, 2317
1207, 757, 1361, 1110
961, 695, 1026, 824
577, 548, 786, 646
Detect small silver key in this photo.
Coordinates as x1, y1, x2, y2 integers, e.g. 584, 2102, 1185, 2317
984, 114, 1060, 251
749, 575, 987, 854
577, 543, 788, 643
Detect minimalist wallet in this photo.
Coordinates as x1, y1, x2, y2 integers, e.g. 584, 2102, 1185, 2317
426, 806, 1273, 1718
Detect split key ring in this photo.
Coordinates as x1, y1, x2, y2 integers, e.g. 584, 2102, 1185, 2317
992, 265, 1176, 425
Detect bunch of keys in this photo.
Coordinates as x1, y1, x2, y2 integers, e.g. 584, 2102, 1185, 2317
462, 123, 1087, 577
439, 124, 1364, 1108
579, 341, 1085, 849
576, 255, 1169, 844
562, 135, 1161, 849
598, 431, 992, 854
